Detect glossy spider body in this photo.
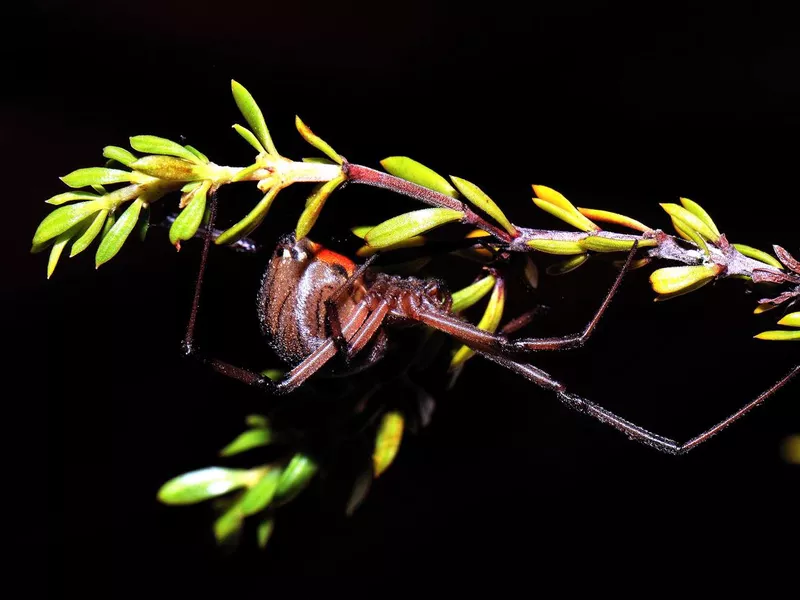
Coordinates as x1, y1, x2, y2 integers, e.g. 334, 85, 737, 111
182, 194, 798, 455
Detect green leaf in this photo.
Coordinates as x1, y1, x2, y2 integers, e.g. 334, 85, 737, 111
260, 369, 283, 381
373, 412, 405, 478
274, 454, 318, 506
231, 80, 278, 156
450, 277, 505, 368
169, 181, 210, 245
777, 312, 800, 328
47, 221, 85, 278
302, 157, 336, 164
532, 185, 600, 232
576, 208, 651, 232
130, 156, 210, 181
450, 274, 496, 313
232, 124, 266, 154
102, 146, 138, 167
184, 145, 209, 164
649, 264, 722, 296
95, 198, 143, 267
660, 204, 720, 243
246, 414, 269, 428
365, 208, 464, 248
61, 167, 133, 188
579, 235, 653, 253
350, 225, 373, 239
45, 191, 102, 206
679, 197, 720, 237
732, 244, 784, 270
231, 162, 261, 183
547, 253, 590, 275
220, 428, 273, 457
450, 176, 517, 236
526, 239, 585, 255
157, 467, 256, 505
32, 199, 106, 245
754, 330, 800, 341
295, 116, 342, 164
533, 197, 600, 233
238, 469, 282, 516
257, 518, 275, 548
673, 219, 709, 256
214, 501, 245, 543
295, 174, 346, 239
70, 209, 108, 257
129, 135, 203, 164
215, 186, 281, 246
380, 156, 459, 198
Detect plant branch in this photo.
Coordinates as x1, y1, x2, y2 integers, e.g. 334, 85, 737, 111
344, 163, 514, 243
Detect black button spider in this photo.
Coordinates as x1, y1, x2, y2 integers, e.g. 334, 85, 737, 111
182, 192, 798, 455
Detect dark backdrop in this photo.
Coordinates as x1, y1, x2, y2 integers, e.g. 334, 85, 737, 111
6, 0, 799, 592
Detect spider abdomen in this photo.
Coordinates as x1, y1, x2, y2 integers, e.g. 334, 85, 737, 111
257, 237, 364, 364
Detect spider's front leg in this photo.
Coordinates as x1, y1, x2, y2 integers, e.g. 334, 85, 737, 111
504, 240, 640, 354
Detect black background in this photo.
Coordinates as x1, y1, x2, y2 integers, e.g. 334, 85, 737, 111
6, 0, 799, 593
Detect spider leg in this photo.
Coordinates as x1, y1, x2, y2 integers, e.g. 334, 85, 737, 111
508, 240, 640, 353
477, 351, 799, 455
324, 253, 380, 359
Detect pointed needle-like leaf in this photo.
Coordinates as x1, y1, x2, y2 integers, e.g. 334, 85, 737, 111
61, 167, 133, 188
184, 145, 209, 164
257, 518, 275, 548
157, 467, 257, 505
732, 244, 784, 270
47, 221, 85, 278
169, 181, 210, 245
95, 198, 143, 267
373, 412, 405, 478
777, 312, 800, 327
70, 209, 109, 257
232, 124, 266, 154
215, 186, 281, 246
365, 208, 464, 249
231, 80, 278, 156
380, 157, 459, 198
220, 428, 273, 457
754, 330, 800, 341
238, 469, 282, 516
547, 253, 590, 275
273, 454, 318, 506
130, 135, 203, 164
649, 264, 722, 296
103, 146, 138, 167
679, 197, 720, 236
451, 176, 517, 236
295, 174, 346, 239
46, 191, 101, 206
526, 239, 586, 255
450, 277, 505, 368
33, 199, 106, 245
576, 208, 651, 232
450, 274, 496, 313
295, 116, 342, 164
532, 185, 600, 232
660, 204, 720, 242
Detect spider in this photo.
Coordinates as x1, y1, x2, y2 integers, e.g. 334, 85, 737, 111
181, 192, 799, 456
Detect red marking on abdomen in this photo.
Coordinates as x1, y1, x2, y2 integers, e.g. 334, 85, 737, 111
315, 248, 356, 276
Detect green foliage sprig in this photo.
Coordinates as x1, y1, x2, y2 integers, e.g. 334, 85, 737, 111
34, 80, 799, 550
